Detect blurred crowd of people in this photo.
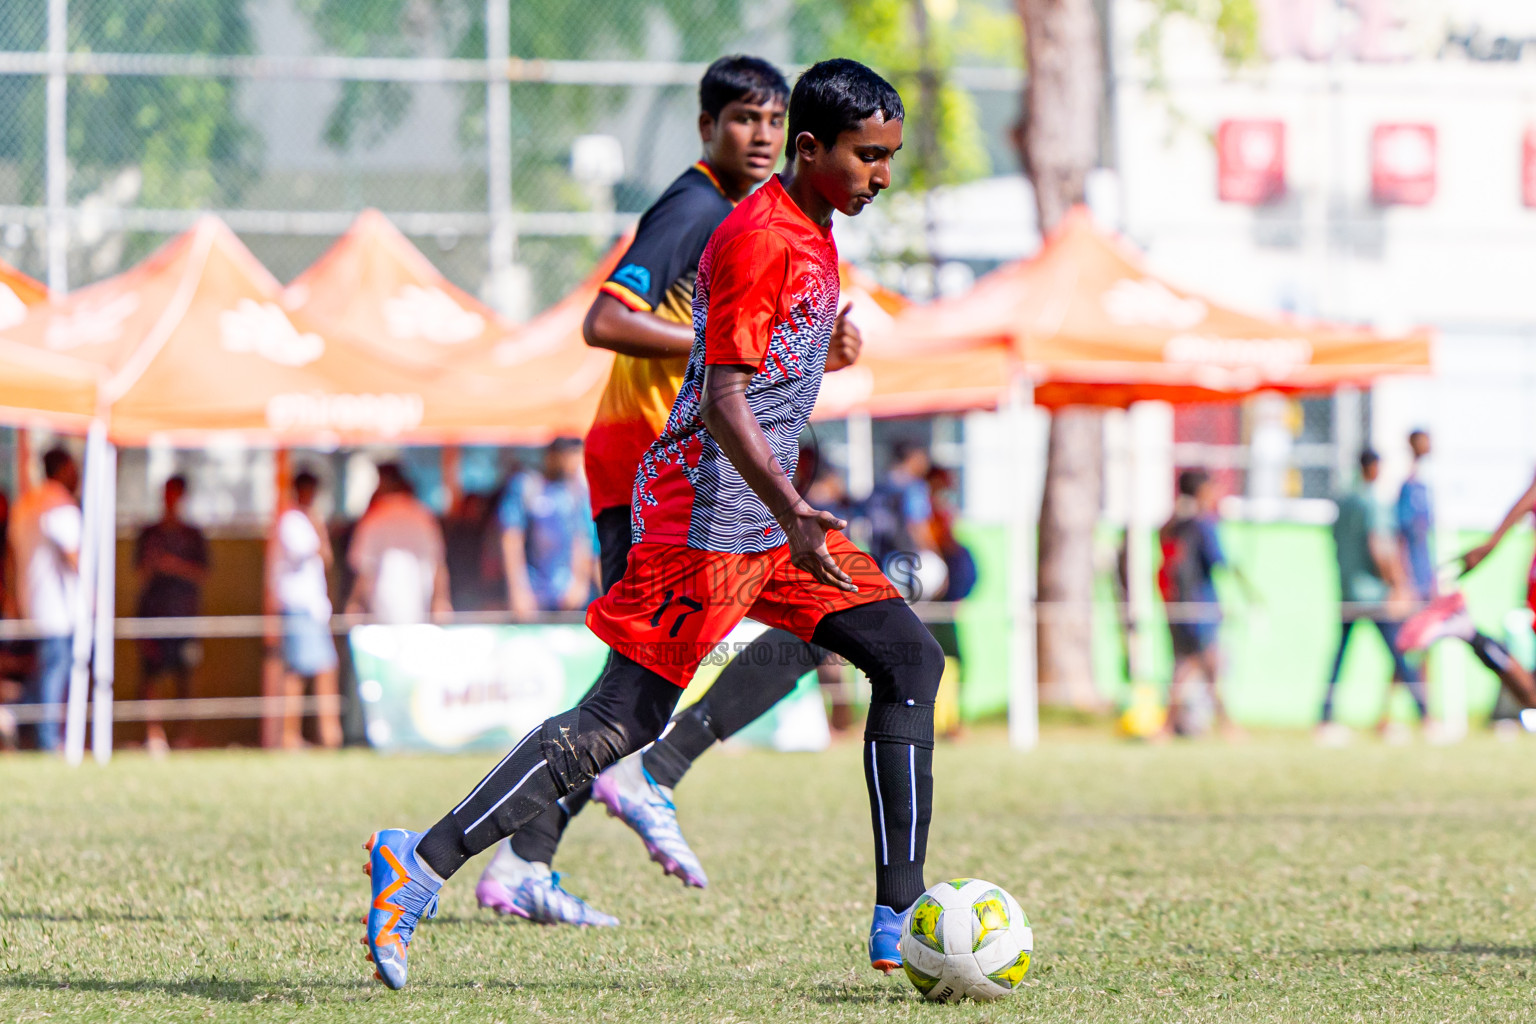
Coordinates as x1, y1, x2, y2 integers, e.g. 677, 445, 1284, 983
1157, 428, 1473, 742
0, 436, 972, 752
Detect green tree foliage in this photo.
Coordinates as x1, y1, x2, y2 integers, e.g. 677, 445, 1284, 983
792, 0, 1019, 191
1138, 0, 1262, 88
0, 1, 259, 210
300, 0, 750, 154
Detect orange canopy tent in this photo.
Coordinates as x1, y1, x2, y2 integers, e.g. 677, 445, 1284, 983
0, 218, 622, 446
818, 207, 1432, 417
0, 257, 47, 324
283, 209, 513, 375
0, 261, 101, 426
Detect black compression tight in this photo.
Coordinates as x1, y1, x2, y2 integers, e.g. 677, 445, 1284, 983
417, 651, 681, 879
419, 598, 943, 908
812, 599, 944, 911
508, 627, 821, 864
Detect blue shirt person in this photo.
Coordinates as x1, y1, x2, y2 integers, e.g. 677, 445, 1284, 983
499, 438, 596, 616
1396, 429, 1435, 600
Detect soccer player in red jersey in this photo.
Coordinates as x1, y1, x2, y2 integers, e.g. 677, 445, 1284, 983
363, 60, 934, 989
474, 56, 867, 926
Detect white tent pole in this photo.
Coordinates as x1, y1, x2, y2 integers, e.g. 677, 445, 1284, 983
1007, 373, 1039, 750
1124, 402, 1152, 682
91, 438, 117, 764
63, 420, 104, 765
846, 411, 874, 502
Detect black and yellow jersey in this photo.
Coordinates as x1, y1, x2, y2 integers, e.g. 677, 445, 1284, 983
586, 161, 735, 512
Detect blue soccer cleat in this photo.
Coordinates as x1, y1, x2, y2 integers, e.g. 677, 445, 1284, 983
362, 829, 442, 990
869, 903, 910, 974
474, 840, 619, 927
592, 753, 708, 888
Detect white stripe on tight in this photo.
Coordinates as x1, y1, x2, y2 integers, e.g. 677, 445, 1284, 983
467, 759, 549, 835
870, 742, 888, 866
455, 729, 539, 816
908, 744, 917, 861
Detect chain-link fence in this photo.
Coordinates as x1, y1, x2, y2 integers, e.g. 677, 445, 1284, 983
0, 0, 1024, 313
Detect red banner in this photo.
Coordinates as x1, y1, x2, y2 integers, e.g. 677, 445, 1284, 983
1371, 124, 1436, 205
1216, 119, 1286, 204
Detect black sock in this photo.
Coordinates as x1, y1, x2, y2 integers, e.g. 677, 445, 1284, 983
507, 784, 594, 866
864, 701, 934, 910
1471, 631, 1517, 676
642, 628, 818, 789
643, 711, 715, 790
418, 812, 473, 879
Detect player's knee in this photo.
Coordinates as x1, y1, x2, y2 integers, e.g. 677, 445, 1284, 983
871, 625, 944, 709
538, 707, 642, 796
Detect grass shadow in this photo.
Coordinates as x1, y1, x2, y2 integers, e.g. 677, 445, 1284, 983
807, 981, 913, 1005
0, 973, 361, 1004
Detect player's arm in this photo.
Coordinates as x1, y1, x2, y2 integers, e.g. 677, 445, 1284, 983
431, 562, 452, 617
582, 293, 694, 358
583, 188, 710, 359
500, 527, 537, 619
561, 531, 593, 610
700, 364, 854, 591
1462, 474, 1536, 573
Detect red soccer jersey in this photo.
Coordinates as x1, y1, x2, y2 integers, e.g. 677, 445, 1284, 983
630, 175, 840, 553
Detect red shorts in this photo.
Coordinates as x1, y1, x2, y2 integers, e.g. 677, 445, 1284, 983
586, 531, 902, 687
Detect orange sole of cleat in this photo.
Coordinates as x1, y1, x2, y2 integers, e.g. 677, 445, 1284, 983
363, 862, 372, 876
374, 970, 383, 982
365, 952, 373, 962
364, 834, 377, 852
871, 959, 899, 975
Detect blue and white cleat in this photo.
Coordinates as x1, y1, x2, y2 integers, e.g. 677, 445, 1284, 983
591, 753, 708, 888
869, 903, 910, 974
474, 840, 619, 927
362, 829, 442, 990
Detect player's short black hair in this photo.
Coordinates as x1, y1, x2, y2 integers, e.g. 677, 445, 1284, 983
376, 462, 412, 496
1177, 468, 1210, 497
787, 58, 903, 156
294, 469, 319, 492
699, 55, 789, 121
165, 474, 187, 493
548, 436, 582, 455
42, 447, 73, 481
1359, 448, 1380, 470
1408, 428, 1429, 443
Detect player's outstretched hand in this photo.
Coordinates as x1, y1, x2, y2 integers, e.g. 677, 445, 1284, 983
777, 504, 858, 592
825, 305, 862, 372
1459, 540, 1495, 575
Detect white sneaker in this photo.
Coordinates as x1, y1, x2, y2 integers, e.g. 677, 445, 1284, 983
1314, 722, 1351, 748
473, 840, 618, 927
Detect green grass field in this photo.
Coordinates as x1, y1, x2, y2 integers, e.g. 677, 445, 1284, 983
6, 730, 1536, 1022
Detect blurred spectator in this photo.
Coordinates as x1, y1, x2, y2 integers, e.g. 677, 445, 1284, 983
444, 490, 501, 611
500, 437, 596, 618
1397, 429, 1435, 602
0, 487, 11, 616
10, 448, 81, 751
924, 465, 976, 739
134, 475, 209, 752
346, 463, 451, 624
800, 449, 856, 526
925, 465, 977, 603
1317, 449, 1428, 743
1156, 468, 1242, 740
867, 441, 937, 571
266, 469, 341, 749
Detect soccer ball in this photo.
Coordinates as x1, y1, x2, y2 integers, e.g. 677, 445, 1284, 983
899, 878, 1032, 1003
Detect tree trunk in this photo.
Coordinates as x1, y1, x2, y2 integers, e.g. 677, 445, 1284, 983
1016, 0, 1105, 707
